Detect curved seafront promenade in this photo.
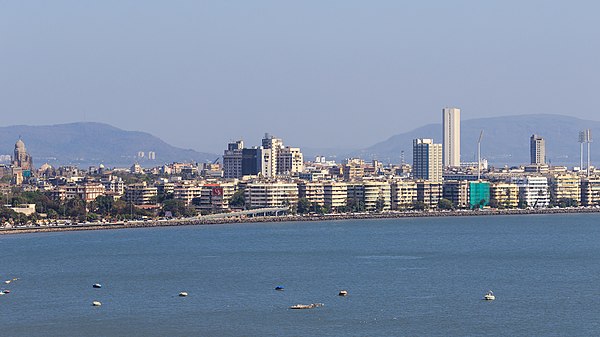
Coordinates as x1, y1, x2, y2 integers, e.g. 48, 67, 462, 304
2, 207, 599, 235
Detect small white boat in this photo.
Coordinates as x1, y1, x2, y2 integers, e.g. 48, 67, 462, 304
92, 301, 102, 306
4, 280, 10, 284
179, 292, 188, 297
289, 303, 324, 310
338, 290, 348, 296
93, 284, 102, 288
0, 291, 4, 296
483, 290, 495, 301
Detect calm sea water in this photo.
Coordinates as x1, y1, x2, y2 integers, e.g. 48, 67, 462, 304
1, 214, 600, 336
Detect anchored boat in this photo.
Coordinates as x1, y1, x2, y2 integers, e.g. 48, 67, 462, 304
289, 303, 324, 310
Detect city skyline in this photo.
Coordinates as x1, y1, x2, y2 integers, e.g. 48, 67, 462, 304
0, 113, 598, 169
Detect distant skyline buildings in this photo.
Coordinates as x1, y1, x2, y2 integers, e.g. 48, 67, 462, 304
222, 134, 304, 179
530, 134, 546, 165
442, 107, 461, 168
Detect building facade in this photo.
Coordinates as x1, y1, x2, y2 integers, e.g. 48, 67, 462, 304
323, 182, 348, 210
469, 181, 490, 209
442, 107, 461, 167
442, 180, 469, 209
549, 174, 581, 205
416, 180, 443, 209
530, 134, 546, 165
391, 180, 417, 210
513, 176, 549, 208
244, 182, 299, 209
223, 140, 244, 179
490, 182, 519, 209
413, 139, 442, 182
581, 176, 600, 206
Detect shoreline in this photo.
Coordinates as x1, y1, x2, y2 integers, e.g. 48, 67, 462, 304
1, 207, 599, 235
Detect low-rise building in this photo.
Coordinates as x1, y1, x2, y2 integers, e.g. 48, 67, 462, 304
124, 182, 158, 205
490, 182, 519, 208
323, 182, 347, 210
513, 176, 549, 208
549, 174, 581, 205
391, 180, 417, 210
298, 182, 325, 206
245, 182, 299, 209
194, 183, 236, 212
581, 176, 600, 206
442, 180, 469, 209
469, 181, 490, 209
363, 181, 391, 211
416, 180, 443, 209
173, 182, 203, 206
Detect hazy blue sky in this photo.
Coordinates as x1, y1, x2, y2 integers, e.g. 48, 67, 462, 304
1, 1, 599, 153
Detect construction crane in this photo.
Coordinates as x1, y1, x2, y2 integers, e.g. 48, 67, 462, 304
478, 130, 484, 180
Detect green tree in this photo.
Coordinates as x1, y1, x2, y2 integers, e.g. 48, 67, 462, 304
297, 198, 311, 214
488, 199, 500, 209
162, 199, 197, 217
413, 201, 427, 211
229, 190, 245, 208
437, 198, 454, 210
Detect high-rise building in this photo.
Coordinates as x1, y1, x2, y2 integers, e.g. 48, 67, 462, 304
278, 147, 304, 174
530, 134, 546, 165
261, 133, 283, 176
442, 107, 461, 167
413, 138, 442, 182
223, 140, 244, 179
241, 148, 262, 176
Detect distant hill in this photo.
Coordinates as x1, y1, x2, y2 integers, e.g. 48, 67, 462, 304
0, 122, 218, 168
354, 114, 600, 166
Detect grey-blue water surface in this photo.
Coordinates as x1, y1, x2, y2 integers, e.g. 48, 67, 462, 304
1, 214, 600, 336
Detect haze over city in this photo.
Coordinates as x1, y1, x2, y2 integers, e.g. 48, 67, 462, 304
2, 1, 599, 153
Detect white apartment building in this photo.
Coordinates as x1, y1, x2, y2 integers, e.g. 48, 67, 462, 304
512, 176, 549, 208
363, 181, 391, 211
124, 182, 158, 205
173, 182, 203, 206
244, 182, 299, 209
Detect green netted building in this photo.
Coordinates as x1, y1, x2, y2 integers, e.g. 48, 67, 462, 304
469, 181, 490, 209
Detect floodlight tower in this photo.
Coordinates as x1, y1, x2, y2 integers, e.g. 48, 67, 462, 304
586, 129, 592, 177
579, 131, 585, 172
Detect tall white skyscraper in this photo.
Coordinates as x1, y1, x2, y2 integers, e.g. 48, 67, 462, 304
442, 107, 461, 167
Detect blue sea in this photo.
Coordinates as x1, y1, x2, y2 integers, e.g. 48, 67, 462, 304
1, 214, 600, 336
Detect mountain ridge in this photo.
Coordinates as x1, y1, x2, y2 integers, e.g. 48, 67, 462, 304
0, 122, 217, 167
